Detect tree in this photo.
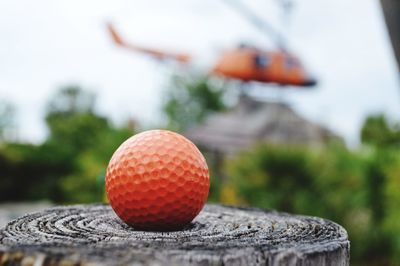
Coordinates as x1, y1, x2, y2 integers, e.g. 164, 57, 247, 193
223, 143, 393, 263
45, 86, 110, 151
0, 100, 16, 141
162, 73, 227, 132
47, 85, 95, 115
0, 85, 134, 203
361, 114, 400, 148
43, 85, 134, 202
359, 113, 400, 262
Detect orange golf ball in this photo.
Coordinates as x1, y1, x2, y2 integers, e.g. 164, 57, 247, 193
105, 130, 209, 231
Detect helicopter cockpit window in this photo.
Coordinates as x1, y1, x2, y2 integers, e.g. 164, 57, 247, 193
254, 54, 270, 69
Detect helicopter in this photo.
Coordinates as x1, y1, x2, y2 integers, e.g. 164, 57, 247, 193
107, 0, 317, 88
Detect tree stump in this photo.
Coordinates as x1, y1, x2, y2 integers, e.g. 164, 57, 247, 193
0, 204, 349, 266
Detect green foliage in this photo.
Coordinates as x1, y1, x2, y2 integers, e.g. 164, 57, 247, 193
225, 145, 316, 212
225, 144, 365, 217
46, 112, 110, 152
0, 142, 73, 202
43, 86, 133, 203
59, 126, 133, 203
382, 150, 400, 263
163, 73, 227, 132
361, 113, 400, 147
356, 114, 400, 263
45, 86, 108, 151
0, 85, 133, 203
223, 140, 400, 264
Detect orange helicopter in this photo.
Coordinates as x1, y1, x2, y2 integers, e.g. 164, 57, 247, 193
107, 0, 316, 87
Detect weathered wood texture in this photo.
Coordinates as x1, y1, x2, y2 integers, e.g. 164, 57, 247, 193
0, 204, 349, 266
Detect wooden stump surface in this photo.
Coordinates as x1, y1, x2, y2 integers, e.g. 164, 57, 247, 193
0, 204, 349, 266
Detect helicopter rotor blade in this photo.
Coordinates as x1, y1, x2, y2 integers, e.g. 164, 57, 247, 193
222, 0, 285, 48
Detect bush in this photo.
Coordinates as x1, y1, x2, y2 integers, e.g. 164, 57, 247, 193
222, 143, 398, 264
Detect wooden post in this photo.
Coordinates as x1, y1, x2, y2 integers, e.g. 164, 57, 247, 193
0, 204, 349, 265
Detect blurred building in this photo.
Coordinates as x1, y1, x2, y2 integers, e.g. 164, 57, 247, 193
186, 96, 342, 154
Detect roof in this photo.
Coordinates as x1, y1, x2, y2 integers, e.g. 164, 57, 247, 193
185, 96, 342, 154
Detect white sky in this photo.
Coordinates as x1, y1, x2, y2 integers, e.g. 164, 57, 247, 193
0, 0, 399, 146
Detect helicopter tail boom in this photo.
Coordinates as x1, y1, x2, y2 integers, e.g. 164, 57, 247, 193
107, 23, 125, 46
107, 22, 191, 63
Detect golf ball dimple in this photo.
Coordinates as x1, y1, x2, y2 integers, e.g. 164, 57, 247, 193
105, 130, 210, 231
